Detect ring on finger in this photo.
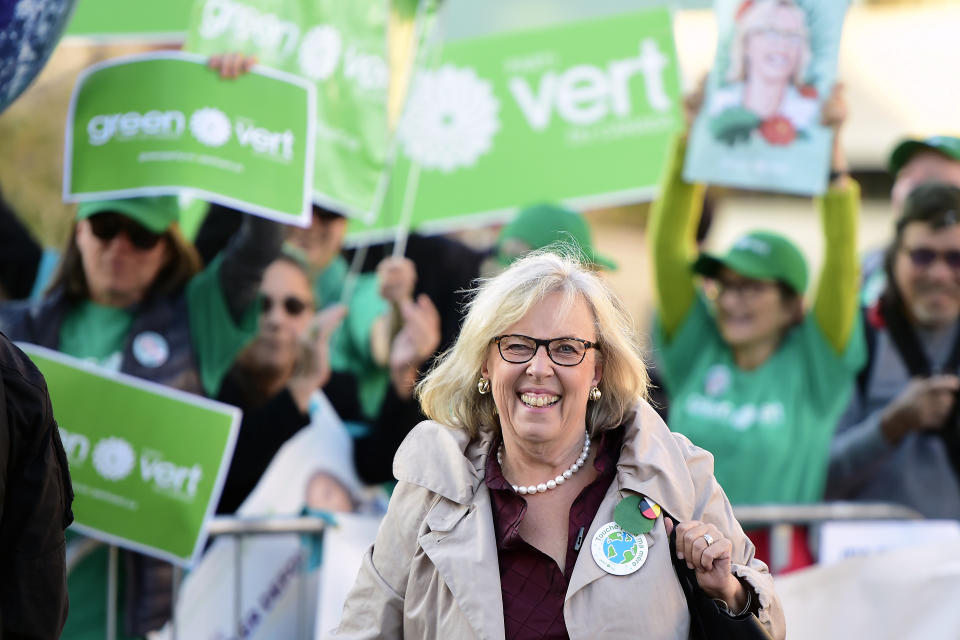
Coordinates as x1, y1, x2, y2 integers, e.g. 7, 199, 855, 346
702, 533, 714, 546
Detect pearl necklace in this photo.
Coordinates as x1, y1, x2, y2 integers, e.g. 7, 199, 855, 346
497, 430, 591, 495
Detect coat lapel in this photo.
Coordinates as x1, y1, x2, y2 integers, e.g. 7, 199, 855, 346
419, 485, 505, 640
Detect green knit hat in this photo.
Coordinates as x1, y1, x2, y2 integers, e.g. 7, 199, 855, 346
693, 231, 808, 294
889, 136, 960, 175
496, 203, 617, 270
76, 196, 180, 233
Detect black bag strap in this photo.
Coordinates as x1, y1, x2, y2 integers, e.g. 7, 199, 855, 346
664, 515, 773, 640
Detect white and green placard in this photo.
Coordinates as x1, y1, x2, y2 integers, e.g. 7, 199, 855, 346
64, 51, 316, 226
683, 0, 850, 195
184, 0, 390, 219
20, 343, 241, 567
351, 5, 683, 243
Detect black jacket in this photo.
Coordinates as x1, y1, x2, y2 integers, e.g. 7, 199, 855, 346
0, 331, 74, 639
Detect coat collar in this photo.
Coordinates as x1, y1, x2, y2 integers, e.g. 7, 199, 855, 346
393, 420, 494, 505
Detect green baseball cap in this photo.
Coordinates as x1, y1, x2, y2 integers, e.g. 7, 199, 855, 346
889, 136, 960, 176
496, 203, 617, 270
692, 231, 808, 294
76, 196, 180, 234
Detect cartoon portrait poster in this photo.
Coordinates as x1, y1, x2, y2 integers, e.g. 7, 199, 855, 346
684, 0, 850, 195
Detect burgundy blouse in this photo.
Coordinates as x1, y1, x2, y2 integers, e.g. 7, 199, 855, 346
485, 428, 622, 640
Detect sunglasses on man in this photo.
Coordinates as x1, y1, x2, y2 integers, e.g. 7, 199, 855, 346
903, 245, 960, 270
88, 212, 163, 250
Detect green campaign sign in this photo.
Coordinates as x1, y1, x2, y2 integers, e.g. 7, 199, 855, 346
184, 0, 390, 219
65, 0, 194, 40
353, 6, 683, 242
21, 344, 240, 566
64, 51, 316, 226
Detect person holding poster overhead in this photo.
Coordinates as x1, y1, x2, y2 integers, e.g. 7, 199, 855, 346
0, 193, 282, 637
333, 252, 785, 639
650, 86, 864, 569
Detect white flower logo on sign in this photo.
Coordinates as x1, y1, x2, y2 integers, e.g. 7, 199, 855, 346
92, 437, 136, 481
189, 107, 232, 147
399, 65, 501, 173
298, 25, 343, 81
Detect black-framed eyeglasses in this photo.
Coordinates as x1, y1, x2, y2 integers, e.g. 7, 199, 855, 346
902, 245, 960, 271
88, 212, 163, 251
260, 295, 311, 316
491, 334, 596, 366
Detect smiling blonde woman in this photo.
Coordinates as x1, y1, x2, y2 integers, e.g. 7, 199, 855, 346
332, 250, 785, 640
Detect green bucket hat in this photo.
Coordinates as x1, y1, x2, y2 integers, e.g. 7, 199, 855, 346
888, 135, 960, 176
496, 203, 617, 270
692, 231, 808, 294
76, 196, 180, 234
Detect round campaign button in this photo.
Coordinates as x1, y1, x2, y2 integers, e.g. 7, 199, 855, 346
591, 522, 648, 576
132, 331, 169, 368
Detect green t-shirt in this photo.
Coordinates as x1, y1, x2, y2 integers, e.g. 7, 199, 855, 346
59, 301, 133, 371
56, 256, 258, 396
318, 256, 390, 421
654, 295, 865, 505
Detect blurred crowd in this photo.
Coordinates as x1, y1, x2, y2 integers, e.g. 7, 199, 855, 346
3, 61, 960, 637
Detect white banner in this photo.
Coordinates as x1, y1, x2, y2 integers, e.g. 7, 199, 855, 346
154, 392, 383, 639
778, 538, 960, 639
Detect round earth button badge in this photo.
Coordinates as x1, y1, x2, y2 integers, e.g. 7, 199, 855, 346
591, 522, 648, 576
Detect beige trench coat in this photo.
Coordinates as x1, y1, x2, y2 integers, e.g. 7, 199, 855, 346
332, 401, 786, 639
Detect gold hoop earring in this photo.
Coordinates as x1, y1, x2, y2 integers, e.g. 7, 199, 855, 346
478, 378, 490, 395
589, 386, 602, 402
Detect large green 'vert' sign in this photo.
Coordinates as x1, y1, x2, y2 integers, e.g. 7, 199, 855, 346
354, 5, 683, 242
64, 51, 316, 226
21, 344, 240, 567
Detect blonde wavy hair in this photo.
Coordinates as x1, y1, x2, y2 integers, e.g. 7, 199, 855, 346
417, 250, 648, 439
726, 0, 812, 87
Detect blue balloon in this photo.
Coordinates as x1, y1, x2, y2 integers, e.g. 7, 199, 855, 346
0, 0, 77, 114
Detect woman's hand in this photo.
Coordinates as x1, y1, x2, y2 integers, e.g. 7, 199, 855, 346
207, 53, 258, 79
665, 518, 749, 613
820, 82, 847, 131
377, 256, 417, 305
682, 74, 708, 129
288, 304, 348, 413
389, 294, 441, 398
821, 82, 849, 186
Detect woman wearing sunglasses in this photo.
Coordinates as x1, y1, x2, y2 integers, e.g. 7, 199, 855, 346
0, 195, 283, 637
648, 87, 864, 570
215, 251, 360, 515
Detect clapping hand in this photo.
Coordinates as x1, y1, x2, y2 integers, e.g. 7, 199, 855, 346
288, 304, 348, 413
389, 294, 441, 398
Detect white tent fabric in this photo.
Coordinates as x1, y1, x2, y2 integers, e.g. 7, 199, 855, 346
777, 538, 960, 639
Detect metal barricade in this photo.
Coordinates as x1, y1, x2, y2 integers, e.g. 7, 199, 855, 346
733, 502, 924, 574
68, 503, 924, 637
66, 515, 330, 640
